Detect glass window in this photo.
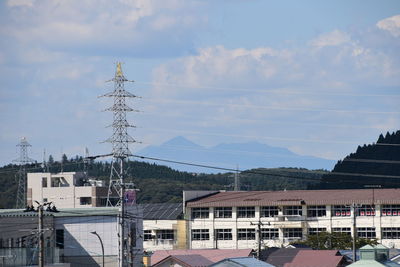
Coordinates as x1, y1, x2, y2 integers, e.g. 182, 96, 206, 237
192, 208, 209, 219
156, 230, 174, 240
80, 197, 92, 205
308, 228, 326, 235
382, 205, 400, 216
332, 205, 351, 217
332, 227, 351, 235
56, 229, 64, 249
214, 207, 232, 218
357, 227, 376, 238
143, 230, 153, 241
237, 207, 255, 218
283, 228, 303, 238
382, 228, 400, 239
260, 206, 278, 217
42, 177, 47, 188
216, 229, 232, 240
237, 229, 256, 240
192, 229, 209, 241
261, 228, 279, 240
307, 206, 326, 217
283, 206, 302, 216
357, 205, 375, 216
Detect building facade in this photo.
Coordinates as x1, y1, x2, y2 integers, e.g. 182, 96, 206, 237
184, 189, 400, 251
27, 172, 115, 208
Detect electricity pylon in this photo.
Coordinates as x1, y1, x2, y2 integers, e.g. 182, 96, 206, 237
14, 137, 34, 208
101, 63, 138, 267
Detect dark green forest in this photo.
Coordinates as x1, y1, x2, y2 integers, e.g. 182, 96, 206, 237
1, 130, 399, 209
317, 130, 400, 189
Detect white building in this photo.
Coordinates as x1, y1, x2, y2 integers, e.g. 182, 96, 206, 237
0, 207, 143, 267
184, 189, 400, 250
27, 172, 115, 208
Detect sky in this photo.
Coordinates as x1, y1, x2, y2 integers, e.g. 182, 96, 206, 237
0, 0, 399, 169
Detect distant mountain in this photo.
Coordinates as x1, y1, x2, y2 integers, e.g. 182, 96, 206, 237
317, 130, 400, 189
136, 136, 335, 173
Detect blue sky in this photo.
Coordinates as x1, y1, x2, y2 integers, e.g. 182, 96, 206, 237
0, 0, 399, 168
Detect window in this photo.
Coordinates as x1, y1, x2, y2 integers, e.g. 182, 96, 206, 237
192, 208, 209, 219
56, 229, 64, 249
216, 229, 232, 240
42, 177, 47, 188
382, 228, 400, 239
214, 207, 232, 218
283, 206, 302, 216
192, 229, 209, 241
237, 229, 256, 240
156, 230, 174, 240
283, 228, 303, 239
43, 198, 48, 202
357, 227, 376, 238
308, 228, 326, 235
357, 205, 375, 216
80, 197, 92, 205
237, 207, 255, 218
382, 205, 400, 216
261, 228, 279, 240
332, 227, 351, 235
260, 206, 278, 217
332, 205, 351, 217
307, 206, 326, 217
143, 230, 153, 241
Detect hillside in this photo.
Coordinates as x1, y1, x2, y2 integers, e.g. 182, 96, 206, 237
317, 130, 400, 189
0, 158, 325, 208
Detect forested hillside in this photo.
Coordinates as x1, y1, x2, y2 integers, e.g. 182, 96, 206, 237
0, 157, 325, 208
317, 130, 400, 189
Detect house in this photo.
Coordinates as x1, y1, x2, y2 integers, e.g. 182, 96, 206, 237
184, 189, 400, 251
150, 249, 253, 266
263, 248, 309, 267
27, 172, 117, 208
153, 254, 213, 267
140, 203, 187, 251
347, 244, 400, 266
0, 206, 143, 267
283, 250, 348, 267
210, 257, 276, 267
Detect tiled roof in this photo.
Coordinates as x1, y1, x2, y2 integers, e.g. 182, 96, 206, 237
151, 249, 253, 265
154, 254, 213, 267
138, 203, 183, 220
284, 250, 344, 267
265, 248, 305, 267
211, 257, 276, 267
186, 189, 400, 207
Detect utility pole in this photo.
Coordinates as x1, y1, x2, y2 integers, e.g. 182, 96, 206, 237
251, 220, 269, 259
14, 137, 34, 208
234, 165, 240, 191
350, 203, 361, 263
101, 63, 138, 267
38, 204, 44, 267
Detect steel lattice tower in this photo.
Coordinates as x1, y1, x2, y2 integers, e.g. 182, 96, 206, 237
101, 63, 137, 267
13, 137, 34, 208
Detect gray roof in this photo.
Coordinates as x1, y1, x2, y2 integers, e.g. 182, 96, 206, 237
139, 203, 183, 220
210, 257, 276, 267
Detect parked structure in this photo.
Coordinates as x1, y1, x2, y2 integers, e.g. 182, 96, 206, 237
27, 172, 116, 208
0, 207, 143, 267
184, 189, 400, 251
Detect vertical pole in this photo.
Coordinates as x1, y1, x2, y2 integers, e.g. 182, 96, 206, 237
120, 158, 125, 267
38, 206, 44, 267
352, 204, 357, 263
257, 222, 261, 260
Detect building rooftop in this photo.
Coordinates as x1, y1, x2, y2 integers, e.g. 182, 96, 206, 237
211, 257, 276, 267
186, 188, 400, 207
283, 250, 345, 267
139, 203, 183, 220
154, 254, 213, 267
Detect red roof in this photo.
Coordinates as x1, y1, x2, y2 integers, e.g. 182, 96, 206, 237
153, 254, 213, 267
186, 188, 400, 207
283, 250, 345, 267
151, 249, 253, 265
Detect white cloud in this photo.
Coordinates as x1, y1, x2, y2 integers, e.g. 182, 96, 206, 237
310, 30, 351, 48
377, 14, 400, 37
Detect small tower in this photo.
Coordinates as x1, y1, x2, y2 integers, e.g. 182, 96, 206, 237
13, 137, 34, 208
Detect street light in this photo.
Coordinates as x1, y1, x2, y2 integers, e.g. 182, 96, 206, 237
90, 231, 104, 267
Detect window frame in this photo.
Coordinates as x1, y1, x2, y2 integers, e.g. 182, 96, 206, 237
283, 228, 303, 239
237, 228, 256, 240
357, 227, 376, 239
237, 206, 255, 218
332, 205, 351, 217
216, 229, 232, 240
191, 207, 209, 219
307, 205, 326, 217
261, 228, 279, 240
192, 229, 210, 241
283, 206, 302, 216
214, 207, 232, 218
260, 206, 279, 218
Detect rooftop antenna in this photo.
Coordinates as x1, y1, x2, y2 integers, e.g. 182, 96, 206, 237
101, 62, 138, 267
13, 137, 34, 208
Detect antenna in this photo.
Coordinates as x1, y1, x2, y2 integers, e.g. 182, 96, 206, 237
13, 137, 34, 208
101, 62, 138, 267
